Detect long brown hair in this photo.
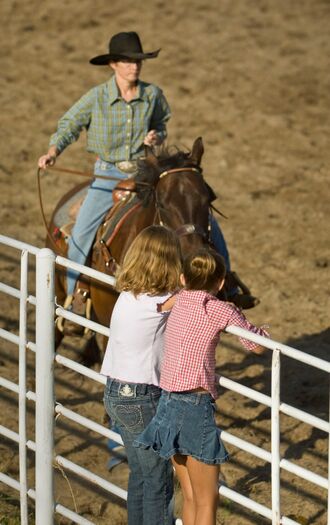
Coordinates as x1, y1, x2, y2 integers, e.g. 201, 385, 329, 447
116, 225, 182, 295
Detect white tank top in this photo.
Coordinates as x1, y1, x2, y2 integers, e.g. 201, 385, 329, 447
100, 291, 171, 385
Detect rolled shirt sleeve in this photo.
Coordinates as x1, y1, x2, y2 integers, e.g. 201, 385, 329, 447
49, 89, 94, 154
150, 88, 171, 143
225, 305, 269, 351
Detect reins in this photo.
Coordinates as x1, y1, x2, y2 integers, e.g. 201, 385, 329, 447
46, 165, 150, 186
210, 203, 228, 219
37, 162, 226, 256
37, 168, 67, 255
46, 165, 128, 181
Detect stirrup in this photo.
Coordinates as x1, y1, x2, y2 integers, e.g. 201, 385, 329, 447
56, 293, 92, 336
56, 294, 73, 333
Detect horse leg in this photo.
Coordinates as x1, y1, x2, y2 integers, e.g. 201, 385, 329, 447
79, 331, 102, 367
55, 325, 64, 350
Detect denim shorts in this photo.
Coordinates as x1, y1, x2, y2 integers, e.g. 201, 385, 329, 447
134, 390, 229, 465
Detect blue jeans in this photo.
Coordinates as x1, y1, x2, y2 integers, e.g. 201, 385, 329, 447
67, 159, 127, 295
209, 215, 230, 271
209, 216, 239, 296
104, 378, 174, 525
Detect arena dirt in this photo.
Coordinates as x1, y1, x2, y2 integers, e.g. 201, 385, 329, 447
0, 0, 329, 523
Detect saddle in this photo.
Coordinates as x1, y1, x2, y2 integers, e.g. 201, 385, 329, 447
54, 178, 142, 336
53, 178, 139, 243
94, 179, 142, 272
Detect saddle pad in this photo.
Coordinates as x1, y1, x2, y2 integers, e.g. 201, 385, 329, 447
53, 187, 88, 228
100, 194, 140, 244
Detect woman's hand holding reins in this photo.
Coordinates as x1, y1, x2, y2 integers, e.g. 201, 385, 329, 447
38, 146, 58, 170
144, 129, 162, 147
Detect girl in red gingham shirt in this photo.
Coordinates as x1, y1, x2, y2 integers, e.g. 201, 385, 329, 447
134, 248, 269, 525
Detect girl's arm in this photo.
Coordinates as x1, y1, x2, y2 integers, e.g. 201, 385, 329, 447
226, 305, 269, 353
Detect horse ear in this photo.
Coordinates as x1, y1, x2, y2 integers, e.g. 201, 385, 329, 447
144, 145, 158, 167
189, 137, 204, 166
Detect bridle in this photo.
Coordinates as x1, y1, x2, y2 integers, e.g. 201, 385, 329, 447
154, 166, 211, 241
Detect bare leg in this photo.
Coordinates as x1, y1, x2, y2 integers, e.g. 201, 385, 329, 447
172, 454, 219, 525
171, 455, 195, 525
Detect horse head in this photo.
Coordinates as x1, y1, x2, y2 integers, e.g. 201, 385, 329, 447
137, 137, 212, 253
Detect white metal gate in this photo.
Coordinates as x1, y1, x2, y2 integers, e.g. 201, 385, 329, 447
0, 234, 329, 525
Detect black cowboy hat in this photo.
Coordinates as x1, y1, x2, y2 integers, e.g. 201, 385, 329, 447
90, 31, 160, 65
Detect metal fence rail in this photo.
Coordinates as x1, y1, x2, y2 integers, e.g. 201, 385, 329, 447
0, 234, 329, 525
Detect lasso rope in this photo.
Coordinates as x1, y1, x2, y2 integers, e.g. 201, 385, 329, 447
37, 167, 67, 255
37, 165, 146, 257
47, 165, 125, 181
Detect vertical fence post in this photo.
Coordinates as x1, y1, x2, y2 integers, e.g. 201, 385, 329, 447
19, 250, 28, 525
271, 348, 281, 524
35, 248, 55, 525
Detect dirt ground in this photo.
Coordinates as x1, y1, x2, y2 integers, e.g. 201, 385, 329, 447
0, 0, 329, 523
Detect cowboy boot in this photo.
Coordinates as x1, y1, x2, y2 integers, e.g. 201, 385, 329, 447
224, 271, 260, 310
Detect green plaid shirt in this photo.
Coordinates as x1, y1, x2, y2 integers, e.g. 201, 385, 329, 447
49, 76, 171, 162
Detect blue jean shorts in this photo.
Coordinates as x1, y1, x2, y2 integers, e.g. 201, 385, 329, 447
134, 390, 229, 465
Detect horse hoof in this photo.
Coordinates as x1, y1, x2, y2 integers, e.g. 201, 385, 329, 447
230, 294, 260, 310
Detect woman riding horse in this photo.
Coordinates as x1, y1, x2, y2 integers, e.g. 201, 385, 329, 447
39, 31, 250, 327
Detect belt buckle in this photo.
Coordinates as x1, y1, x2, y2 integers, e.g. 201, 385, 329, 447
116, 161, 137, 174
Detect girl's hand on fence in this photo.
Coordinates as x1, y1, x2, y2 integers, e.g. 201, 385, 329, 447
252, 345, 266, 355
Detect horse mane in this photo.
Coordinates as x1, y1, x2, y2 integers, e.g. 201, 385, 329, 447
134, 145, 203, 206
135, 146, 196, 186
153, 147, 192, 171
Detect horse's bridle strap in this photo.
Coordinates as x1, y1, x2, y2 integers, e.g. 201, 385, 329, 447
156, 166, 209, 240
159, 167, 200, 179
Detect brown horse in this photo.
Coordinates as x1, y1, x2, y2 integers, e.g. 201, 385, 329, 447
47, 137, 255, 361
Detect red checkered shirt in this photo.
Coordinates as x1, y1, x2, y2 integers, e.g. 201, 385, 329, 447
160, 290, 268, 399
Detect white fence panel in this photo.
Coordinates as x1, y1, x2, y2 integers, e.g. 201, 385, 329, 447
0, 234, 329, 525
